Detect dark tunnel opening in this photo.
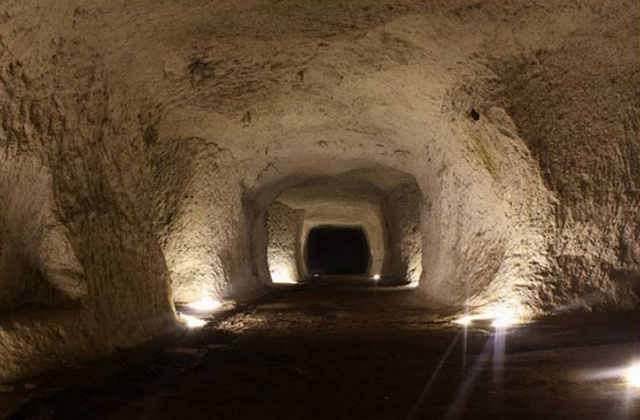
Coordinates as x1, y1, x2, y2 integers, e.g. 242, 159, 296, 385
306, 226, 370, 276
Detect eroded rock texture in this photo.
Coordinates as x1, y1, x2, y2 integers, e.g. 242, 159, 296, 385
267, 201, 304, 284
0, 0, 638, 381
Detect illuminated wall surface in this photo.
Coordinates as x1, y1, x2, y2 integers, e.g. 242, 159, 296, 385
0, 0, 638, 382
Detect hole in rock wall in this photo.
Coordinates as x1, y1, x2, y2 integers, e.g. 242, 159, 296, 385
306, 226, 371, 276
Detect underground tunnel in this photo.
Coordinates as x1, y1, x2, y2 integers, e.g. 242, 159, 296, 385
306, 226, 370, 276
262, 167, 423, 287
0, 1, 639, 419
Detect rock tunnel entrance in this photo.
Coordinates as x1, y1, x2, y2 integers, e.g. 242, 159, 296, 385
252, 164, 424, 288
306, 226, 371, 277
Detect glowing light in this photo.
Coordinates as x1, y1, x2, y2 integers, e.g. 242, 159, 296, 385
456, 315, 474, 326
455, 308, 519, 329
373, 274, 381, 281
186, 296, 222, 312
271, 265, 297, 284
625, 363, 640, 387
178, 313, 206, 328
491, 313, 517, 328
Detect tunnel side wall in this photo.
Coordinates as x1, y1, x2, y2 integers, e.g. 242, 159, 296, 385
488, 33, 640, 310
153, 137, 259, 302
0, 154, 86, 311
267, 202, 304, 284
0, 3, 175, 381
384, 182, 423, 285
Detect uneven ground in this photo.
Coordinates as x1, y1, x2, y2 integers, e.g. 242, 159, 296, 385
2, 287, 639, 420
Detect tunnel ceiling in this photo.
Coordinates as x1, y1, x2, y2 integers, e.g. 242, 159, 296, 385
0, 0, 639, 382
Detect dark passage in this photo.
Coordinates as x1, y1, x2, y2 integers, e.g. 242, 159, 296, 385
306, 226, 370, 275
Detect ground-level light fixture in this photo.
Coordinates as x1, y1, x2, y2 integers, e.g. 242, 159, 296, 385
491, 313, 517, 328
271, 265, 297, 284
178, 313, 207, 328
373, 274, 381, 281
455, 316, 474, 327
455, 308, 518, 329
625, 363, 640, 388
186, 295, 222, 312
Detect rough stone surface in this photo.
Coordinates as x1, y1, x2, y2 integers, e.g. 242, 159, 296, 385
267, 202, 303, 284
386, 181, 423, 285
0, 0, 638, 381
0, 154, 86, 310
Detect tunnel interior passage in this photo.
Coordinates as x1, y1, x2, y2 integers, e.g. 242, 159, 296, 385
306, 226, 371, 276
260, 165, 423, 287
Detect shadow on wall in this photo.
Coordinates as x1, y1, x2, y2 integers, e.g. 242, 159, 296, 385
0, 155, 86, 315
251, 165, 423, 287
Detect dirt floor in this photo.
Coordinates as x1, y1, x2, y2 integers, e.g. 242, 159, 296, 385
2, 287, 640, 420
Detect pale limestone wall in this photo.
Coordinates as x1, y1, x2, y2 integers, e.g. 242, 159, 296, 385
153, 137, 258, 302
267, 202, 304, 284
0, 0, 174, 381
385, 182, 423, 286
0, 153, 86, 310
